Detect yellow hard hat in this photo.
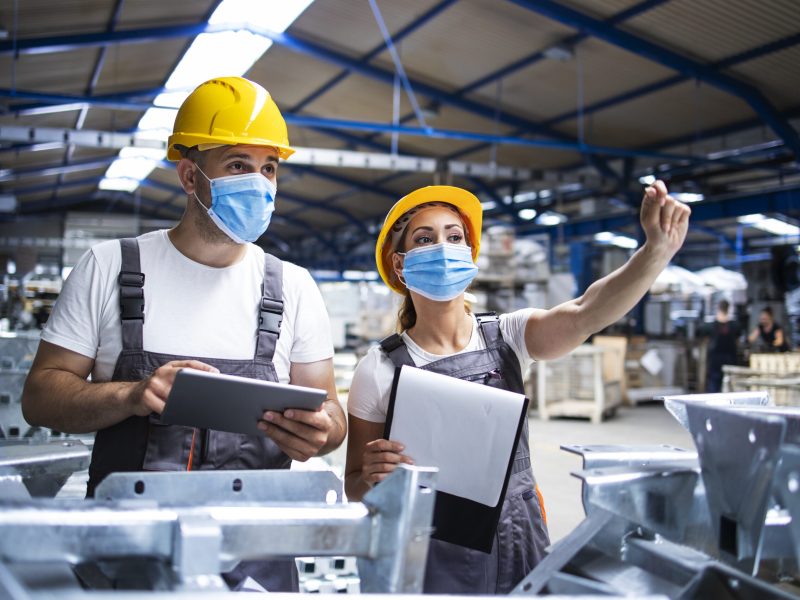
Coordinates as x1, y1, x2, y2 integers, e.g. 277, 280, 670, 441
375, 185, 483, 294
167, 76, 294, 161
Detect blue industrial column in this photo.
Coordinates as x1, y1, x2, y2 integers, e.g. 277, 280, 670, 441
570, 241, 593, 297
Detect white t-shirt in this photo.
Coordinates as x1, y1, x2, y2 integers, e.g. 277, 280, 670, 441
348, 309, 533, 423
42, 230, 333, 383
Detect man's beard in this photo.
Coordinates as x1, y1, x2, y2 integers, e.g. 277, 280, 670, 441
193, 192, 238, 246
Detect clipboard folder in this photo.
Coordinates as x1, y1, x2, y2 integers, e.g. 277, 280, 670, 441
384, 365, 529, 553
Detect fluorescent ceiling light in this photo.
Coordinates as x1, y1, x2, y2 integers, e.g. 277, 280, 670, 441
755, 219, 800, 236
512, 190, 537, 203
342, 270, 379, 281
674, 192, 704, 203
164, 31, 272, 91
210, 0, 314, 32
518, 208, 537, 221
481, 200, 497, 211
638, 174, 656, 185
99, 177, 141, 192
611, 235, 638, 249
536, 211, 567, 226
101, 0, 314, 195
738, 213, 800, 236
594, 231, 638, 249
754, 219, 800, 236
538, 189, 552, 199
100, 147, 165, 191
737, 213, 765, 225
543, 43, 574, 62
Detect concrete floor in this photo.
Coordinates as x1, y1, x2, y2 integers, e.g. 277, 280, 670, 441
529, 401, 695, 542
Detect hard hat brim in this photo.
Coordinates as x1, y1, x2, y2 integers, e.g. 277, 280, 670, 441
167, 134, 294, 161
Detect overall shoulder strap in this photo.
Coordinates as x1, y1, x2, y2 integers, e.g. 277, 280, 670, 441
379, 333, 415, 368
118, 238, 145, 351
255, 252, 284, 363
474, 311, 503, 347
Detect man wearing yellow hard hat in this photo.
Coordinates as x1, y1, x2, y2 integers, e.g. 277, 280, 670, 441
23, 77, 345, 592
345, 182, 691, 593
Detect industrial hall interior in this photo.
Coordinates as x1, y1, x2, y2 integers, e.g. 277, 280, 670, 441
1, 0, 800, 598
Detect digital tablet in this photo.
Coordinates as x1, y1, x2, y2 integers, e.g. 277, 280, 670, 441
161, 369, 327, 436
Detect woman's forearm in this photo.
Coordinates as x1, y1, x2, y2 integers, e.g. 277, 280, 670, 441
573, 241, 673, 337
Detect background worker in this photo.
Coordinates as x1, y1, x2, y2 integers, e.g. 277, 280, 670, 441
748, 306, 787, 351
703, 299, 740, 392
345, 180, 690, 594
22, 76, 346, 592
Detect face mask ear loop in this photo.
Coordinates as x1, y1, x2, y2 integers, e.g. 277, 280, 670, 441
193, 192, 208, 212
189, 162, 211, 206
193, 162, 211, 183
393, 251, 406, 286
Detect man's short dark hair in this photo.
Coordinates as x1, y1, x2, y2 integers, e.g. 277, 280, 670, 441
718, 299, 730, 312
762, 306, 773, 317
177, 145, 208, 167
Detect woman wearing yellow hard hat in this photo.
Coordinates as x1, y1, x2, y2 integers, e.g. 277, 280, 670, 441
344, 182, 691, 593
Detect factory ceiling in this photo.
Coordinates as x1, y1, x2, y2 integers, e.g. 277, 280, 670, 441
0, 0, 798, 269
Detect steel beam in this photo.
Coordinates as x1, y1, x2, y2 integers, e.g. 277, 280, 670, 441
19, 189, 181, 218
0, 123, 536, 181
515, 185, 800, 239
290, 0, 457, 114
0, 157, 116, 182
283, 113, 696, 161
0, 20, 617, 169
545, 32, 800, 128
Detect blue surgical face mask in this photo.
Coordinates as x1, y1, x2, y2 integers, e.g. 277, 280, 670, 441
399, 242, 479, 302
193, 164, 277, 244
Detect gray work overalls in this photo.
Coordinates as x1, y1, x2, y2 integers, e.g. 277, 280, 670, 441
380, 314, 550, 594
87, 238, 297, 592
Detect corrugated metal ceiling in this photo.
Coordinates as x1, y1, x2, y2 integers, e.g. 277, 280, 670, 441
0, 0, 797, 263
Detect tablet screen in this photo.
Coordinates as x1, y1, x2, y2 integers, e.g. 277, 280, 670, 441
161, 369, 327, 436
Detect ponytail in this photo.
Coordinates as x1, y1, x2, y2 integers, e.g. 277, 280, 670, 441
397, 292, 417, 332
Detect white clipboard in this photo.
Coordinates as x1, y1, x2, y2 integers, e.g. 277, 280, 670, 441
386, 365, 527, 507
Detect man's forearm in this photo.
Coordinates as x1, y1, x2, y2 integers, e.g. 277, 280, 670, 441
318, 397, 347, 455
23, 369, 137, 434
575, 242, 673, 336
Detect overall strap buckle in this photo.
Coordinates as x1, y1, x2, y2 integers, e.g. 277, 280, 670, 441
118, 271, 145, 321
379, 333, 405, 353
474, 311, 498, 324
259, 298, 284, 335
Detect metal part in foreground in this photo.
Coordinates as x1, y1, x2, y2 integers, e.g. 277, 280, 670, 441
686, 403, 786, 568
575, 465, 701, 544
0, 466, 437, 593
96, 469, 344, 504
0, 439, 90, 497
562, 444, 699, 471
662, 391, 771, 431
774, 444, 800, 571
358, 465, 437, 593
